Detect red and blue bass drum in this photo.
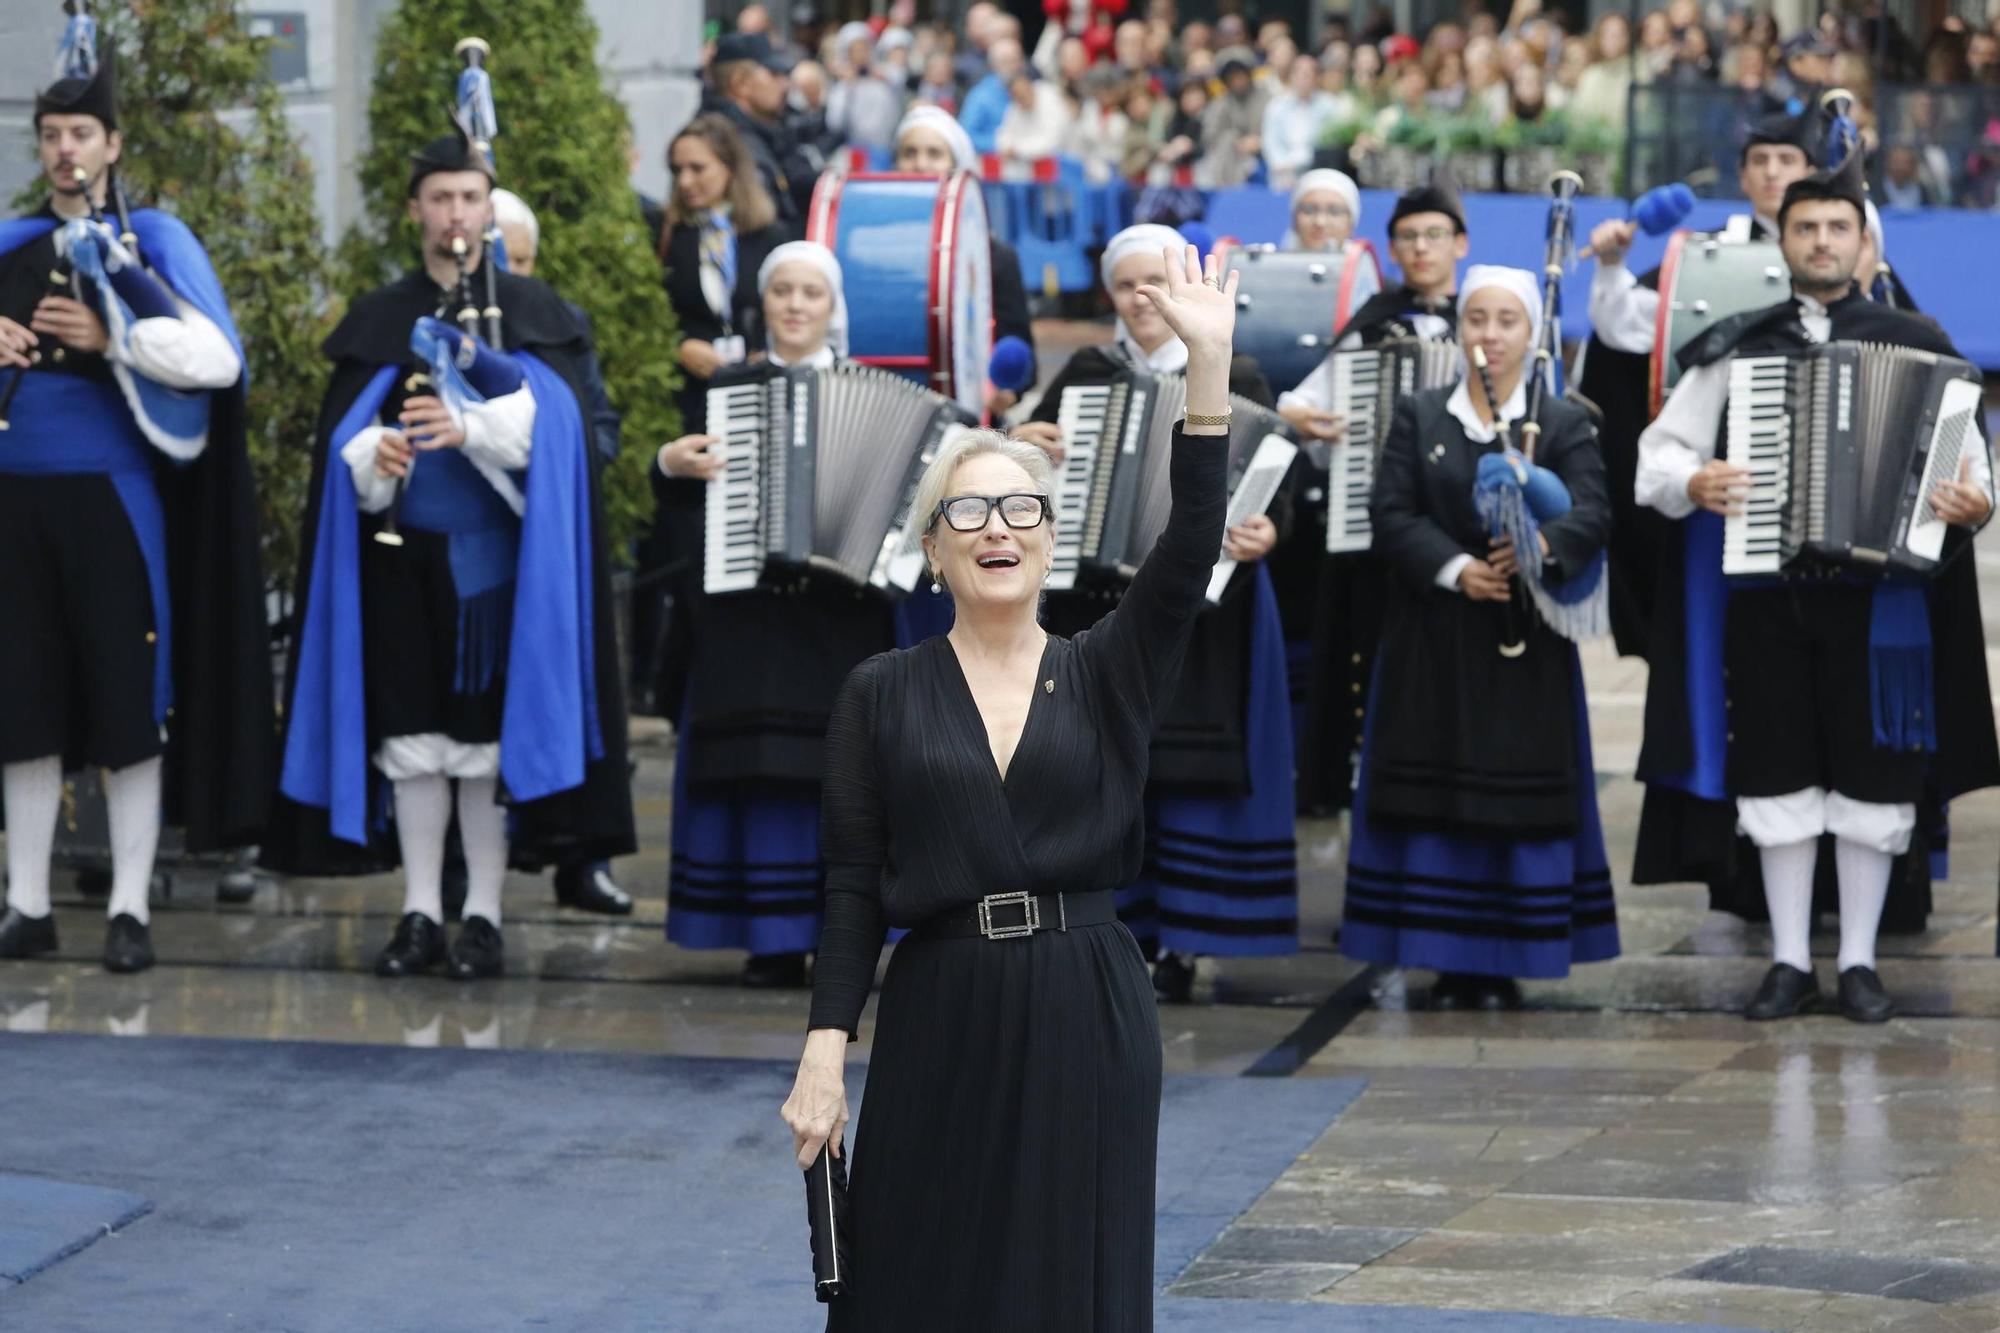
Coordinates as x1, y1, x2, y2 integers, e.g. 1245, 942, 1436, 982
807, 170, 993, 417
1217, 241, 1384, 397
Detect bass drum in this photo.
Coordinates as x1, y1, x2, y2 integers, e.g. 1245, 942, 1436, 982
808, 170, 993, 417
1651, 230, 1787, 415
1220, 242, 1383, 397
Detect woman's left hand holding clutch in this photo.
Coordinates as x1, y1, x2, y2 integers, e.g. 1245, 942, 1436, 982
783, 1028, 852, 1170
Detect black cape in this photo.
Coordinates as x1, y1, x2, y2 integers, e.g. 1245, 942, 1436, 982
261, 266, 636, 874
1632, 289, 2000, 929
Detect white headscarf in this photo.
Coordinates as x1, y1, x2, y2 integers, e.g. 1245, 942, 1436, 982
834, 21, 875, 60
757, 240, 849, 356
1100, 224, 1190, 372
1284, 169, 1362, 251
896, 105, 976, 172
1455, 264, 1542, 338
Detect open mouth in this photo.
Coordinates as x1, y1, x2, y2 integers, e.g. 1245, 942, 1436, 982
976, 551, 1020, 570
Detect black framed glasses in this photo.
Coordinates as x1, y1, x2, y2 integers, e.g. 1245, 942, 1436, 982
934, 493, 1052, 532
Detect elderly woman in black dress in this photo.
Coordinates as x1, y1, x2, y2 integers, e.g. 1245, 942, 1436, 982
781, 244, 1239, 1330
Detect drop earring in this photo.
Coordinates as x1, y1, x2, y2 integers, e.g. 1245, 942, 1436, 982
930, 569, 942, 595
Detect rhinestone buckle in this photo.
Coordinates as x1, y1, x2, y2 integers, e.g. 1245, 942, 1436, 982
977, 892, 1041, 940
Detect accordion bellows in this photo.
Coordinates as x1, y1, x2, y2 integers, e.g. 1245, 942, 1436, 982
1052, 347, 1297, 601
704, 363, 976, 596
1723, 341, 1983, 578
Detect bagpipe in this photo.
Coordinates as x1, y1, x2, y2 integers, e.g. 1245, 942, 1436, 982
380, 34, 507, 547
1472, 172, 1607, 655
1821, 86, 1902, 310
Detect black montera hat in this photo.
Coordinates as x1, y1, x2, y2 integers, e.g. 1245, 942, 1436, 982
1388, 169, 1466, 234
34, 46, 117, 130
408, 107, 496, 196
1777, 144, 1867, 225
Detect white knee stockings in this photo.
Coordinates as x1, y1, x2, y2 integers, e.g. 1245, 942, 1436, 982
4, 756, 160, 923
391, 774, 509, 927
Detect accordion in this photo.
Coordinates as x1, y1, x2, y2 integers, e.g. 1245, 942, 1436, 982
1322, 337, 1462, 554
704, 363, 976, 595
1051, 350, 1298, 602
1722, 341, 1983, 578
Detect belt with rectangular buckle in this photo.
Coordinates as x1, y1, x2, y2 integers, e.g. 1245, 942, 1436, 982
913, 889, 1118, 941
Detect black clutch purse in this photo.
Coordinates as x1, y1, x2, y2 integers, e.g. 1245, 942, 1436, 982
804, 1140, 851, 1302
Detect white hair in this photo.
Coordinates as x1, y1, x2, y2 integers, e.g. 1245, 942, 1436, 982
489, 187, 538, 251
912, 429, 1060, 585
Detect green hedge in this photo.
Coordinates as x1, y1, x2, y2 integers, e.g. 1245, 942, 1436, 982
342, 0, 681, 556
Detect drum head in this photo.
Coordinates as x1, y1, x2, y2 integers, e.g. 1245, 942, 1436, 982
1223, 244, 1381, 397
1652, 231, 1787, 415
934, 170, 992, 417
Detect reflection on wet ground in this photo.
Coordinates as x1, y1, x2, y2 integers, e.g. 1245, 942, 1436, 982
5, 639, 2000, 1327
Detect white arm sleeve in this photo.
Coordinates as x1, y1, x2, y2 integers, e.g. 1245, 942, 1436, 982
121, 296, 243, 391
459, 384, 537, 473
1588, 264, 1660, 355
1635, 358, 1730, 520
341, 426, 399, 515
1435, 553, 1473, 591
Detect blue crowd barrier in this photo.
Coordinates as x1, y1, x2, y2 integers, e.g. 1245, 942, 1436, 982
971, 164, 2000, 368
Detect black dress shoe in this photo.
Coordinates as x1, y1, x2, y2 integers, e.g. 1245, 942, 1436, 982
375, 912, 447, 977
447, 916, 505, 980
1471, 977, 1525, 1011
1429, 972, 1480, 1011
742, 952, 809, 989
1152, 951, 1196, 1004
1837, 966, 1896, 1024
0, 908, 59, 959
554, 861, 634, 916
1744, 962, 1821, 1020
103, 914, 155, 974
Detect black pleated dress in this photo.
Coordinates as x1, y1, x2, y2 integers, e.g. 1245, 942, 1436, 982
809, 427, 1227, 1332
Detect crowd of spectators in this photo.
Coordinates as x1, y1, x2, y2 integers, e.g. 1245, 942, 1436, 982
707, 0, 2000, 207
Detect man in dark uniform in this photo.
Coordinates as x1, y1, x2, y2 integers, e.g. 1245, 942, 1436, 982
268, 124, 634, 978
1635, 151, 1998, 1023
705, 32, 816, 230
1579, 106, 1818, 660
1271, 179, 1468, 814
0, 46, 270, 973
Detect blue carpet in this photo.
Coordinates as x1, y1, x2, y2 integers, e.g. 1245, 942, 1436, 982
0, 1033, 1746, 1331
0, 1174, 151, 1284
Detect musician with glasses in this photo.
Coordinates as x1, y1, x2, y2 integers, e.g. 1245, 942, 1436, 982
0, 36, 268, 974
1276, 180, 1469, 814
1338, 266, 1618, 1012
1019, 223, 1295, 1001
270, 121, 634, 981
889, 108, 1037, 416
1635, 154, 1998, 1024
656, 241, 894, 990
1282, 167, 1362, 253
781, 242, 1237, 1328
1580, 107, 1819, 662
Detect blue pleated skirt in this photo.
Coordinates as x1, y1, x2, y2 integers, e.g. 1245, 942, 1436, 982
1122, 566, 1299, 958
1341, 649, 1619, 979
664, 723, 824, 955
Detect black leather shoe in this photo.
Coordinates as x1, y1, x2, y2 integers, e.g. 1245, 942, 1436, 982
1152, 951, 1196, 1004
375, 912, 447, 978
442, 865, 468, 924
1744, 963, 1821, 1020
1471, 977, 1525, 1011
1837, 966, 1896, 1024
447, 916, 505, 980
1429, 972, 1480, 1011
0, 908, 59, 959
742, 952, 809, 989
554, 861, 634, 916
103, 914, 155, 974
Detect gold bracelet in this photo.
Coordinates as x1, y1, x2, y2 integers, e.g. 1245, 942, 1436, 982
1182, 409, 1232, 428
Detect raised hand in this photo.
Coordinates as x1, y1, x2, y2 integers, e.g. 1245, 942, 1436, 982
1133, 244, 1237, 361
